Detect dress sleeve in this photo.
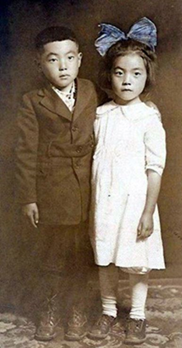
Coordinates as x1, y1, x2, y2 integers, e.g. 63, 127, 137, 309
144, 111, 166, 176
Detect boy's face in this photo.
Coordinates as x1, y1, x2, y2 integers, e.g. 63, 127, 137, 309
37, 40, 82, 92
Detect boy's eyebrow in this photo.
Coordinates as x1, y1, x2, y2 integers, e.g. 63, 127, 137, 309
46, 52, 59, 57
45, 50, 78, 57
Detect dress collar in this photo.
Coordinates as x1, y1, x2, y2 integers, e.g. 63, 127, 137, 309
97, 100, 156, 120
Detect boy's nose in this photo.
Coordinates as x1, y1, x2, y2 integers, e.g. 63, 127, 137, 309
59, 60, 67, 71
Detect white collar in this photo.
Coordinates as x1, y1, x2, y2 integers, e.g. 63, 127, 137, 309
97, 100, 159, 120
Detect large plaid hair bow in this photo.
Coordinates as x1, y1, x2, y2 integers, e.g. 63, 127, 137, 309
95, 17, 157, 56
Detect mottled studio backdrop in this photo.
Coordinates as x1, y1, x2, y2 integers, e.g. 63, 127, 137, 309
0, 0, 182, 306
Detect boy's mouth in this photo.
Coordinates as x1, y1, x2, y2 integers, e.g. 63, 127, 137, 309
59, 74, 70, 78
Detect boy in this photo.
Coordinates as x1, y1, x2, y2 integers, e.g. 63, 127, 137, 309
15, 26, 105, 342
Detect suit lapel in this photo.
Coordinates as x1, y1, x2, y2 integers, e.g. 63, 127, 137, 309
73, 79, 91, 121
38, 85, 72, 121
37, 79, 91, 122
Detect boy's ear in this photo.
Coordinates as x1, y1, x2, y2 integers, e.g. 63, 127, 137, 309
78, 52, 83, 67
34, 56, 42, 72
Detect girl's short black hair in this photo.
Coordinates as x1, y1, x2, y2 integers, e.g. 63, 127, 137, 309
35, 26, 79, 51
98, 39, 157, 93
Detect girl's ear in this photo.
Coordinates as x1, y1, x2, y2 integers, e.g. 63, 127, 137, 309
107, 72, 111, 82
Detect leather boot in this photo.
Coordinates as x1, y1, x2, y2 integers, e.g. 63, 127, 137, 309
124, 318, 147, 344
35, 294, 60, 341
88, 314, 116, 339
65, 307, 87, 341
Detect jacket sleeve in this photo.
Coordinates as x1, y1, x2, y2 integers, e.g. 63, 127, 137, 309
15, 94, 39, 204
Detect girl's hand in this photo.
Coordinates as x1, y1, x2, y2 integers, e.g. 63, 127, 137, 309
137, 212, 153, 239
22, 203, 39, 228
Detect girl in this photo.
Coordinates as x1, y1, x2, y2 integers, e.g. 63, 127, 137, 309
89, 18, 166, 345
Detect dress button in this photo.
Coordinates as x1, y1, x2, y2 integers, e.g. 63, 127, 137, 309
72, 126, 78, 132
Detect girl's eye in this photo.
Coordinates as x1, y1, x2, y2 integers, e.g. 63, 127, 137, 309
115, 70, 124, 76
134, 72, 141, 77
68, 55, 75, 60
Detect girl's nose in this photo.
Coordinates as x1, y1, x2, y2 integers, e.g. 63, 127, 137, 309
122, 74, 131, 85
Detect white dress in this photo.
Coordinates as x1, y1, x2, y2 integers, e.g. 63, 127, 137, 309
90, 101, 166, 271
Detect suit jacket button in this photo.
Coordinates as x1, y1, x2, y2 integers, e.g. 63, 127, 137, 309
76, 146, 82, 153
75, 162, 81, 168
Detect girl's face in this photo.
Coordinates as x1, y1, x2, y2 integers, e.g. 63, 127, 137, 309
110, 53, 147, 105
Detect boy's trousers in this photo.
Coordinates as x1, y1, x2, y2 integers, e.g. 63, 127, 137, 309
33, 221, 94, 314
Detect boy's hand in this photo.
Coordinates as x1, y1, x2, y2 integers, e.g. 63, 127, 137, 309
22, 203, 39, 228
137, 212, 153, 239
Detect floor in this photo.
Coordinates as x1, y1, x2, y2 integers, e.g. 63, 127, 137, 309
0, 273, 182, 348
0, 214, 181, 348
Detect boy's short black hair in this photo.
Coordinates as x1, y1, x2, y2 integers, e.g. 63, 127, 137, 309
35, 26, 79, 51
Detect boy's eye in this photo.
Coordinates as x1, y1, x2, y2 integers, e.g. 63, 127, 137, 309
48, 58, 58, 62
68, 55, 75, 60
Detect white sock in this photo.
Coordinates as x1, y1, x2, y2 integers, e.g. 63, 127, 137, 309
102, 296, 117, 318
129, 273, 149, 320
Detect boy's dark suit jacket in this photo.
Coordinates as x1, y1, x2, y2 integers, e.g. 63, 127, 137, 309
15, 78, 101, 225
